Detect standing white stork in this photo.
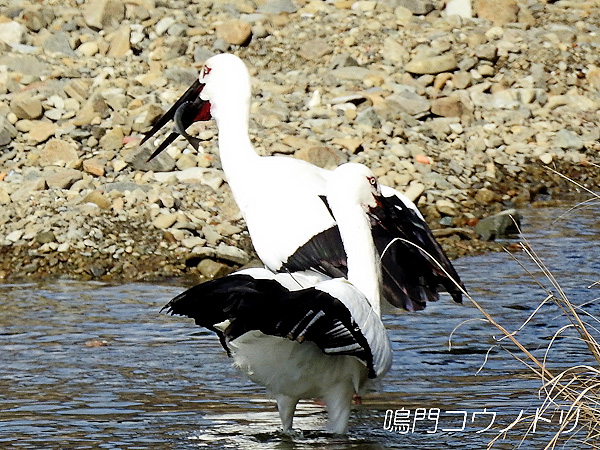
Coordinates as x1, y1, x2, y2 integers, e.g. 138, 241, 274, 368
162, 163, 393, 434
143, 53, 465, 312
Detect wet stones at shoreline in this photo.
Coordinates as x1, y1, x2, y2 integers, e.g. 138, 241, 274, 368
0, 0, 599, 281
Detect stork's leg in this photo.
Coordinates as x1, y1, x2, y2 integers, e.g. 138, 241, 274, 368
323, 383, 354, 434
276, 394, 298, 433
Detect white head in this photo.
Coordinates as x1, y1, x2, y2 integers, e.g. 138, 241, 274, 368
141, 53, 253, 159
327, 163, 382, 214
198, 53, 252, 118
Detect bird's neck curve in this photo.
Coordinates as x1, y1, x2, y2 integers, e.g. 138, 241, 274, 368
213, 97, 260, 201
331, 202, 382, 316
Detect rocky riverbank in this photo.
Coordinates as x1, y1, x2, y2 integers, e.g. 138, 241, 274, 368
0, 0, 599, 282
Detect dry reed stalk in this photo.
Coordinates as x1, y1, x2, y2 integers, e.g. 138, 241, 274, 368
478, 176, 600, 448
388, 184, 600, 447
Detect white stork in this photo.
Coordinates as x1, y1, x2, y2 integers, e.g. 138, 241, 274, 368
162, 163, 393, 434
143, 53, 465, 311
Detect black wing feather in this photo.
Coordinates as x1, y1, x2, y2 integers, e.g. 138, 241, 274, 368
281, 226, 347, 279
370, 194, 465, 311
162, 274, 377, 377
281, 194, 464, 312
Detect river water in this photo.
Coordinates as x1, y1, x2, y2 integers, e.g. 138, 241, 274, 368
1, 202, 598, 449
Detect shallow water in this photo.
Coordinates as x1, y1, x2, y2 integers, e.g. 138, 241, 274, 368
1, 202, 598, 449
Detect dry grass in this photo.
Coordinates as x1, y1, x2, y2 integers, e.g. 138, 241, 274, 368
389, 172, 600, 448
463, 171, 600, 449
481, 234, 600, 449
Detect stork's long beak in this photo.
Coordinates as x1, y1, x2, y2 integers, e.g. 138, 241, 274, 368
141, 78, 211, 162
368, 194, 388, 228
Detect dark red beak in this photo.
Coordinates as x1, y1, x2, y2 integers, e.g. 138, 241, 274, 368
141, 78, 212, 162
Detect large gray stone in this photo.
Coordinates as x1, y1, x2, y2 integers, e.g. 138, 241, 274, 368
126, 147, 176, 172
474, 209, 522, 241
43, 32, 75, 56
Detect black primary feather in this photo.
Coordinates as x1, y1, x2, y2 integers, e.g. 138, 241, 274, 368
282, 226, 347, 280
369, 194, 465, 311
281, 194, 464, 312
161, 274, 377, 377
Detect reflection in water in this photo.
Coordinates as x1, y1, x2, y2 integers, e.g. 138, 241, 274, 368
0, 204, 598, 449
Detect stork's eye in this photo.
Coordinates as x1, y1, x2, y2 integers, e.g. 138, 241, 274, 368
202, 65, 212, 77
368, 176, 377, 187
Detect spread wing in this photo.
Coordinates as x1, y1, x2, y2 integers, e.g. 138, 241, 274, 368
161, 272, 389, 378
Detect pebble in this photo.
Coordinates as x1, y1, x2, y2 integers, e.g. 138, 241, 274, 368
197, 258, 230, 279
155, 17, 177, 37
43, 32, 75, 56
295, 146, 344, 170
474, 209, 522, 241
0, 117, 16, 146
36, 231, 56, 244
45, 168, 82, 189
83, 191, 112, 210
77, 41, 99, 57
397, 0, 434, 15
181, 237, 206, 249
474, 188, 497, 204
403, 182, 425, 202
11, 96, 43, 120
216, 243, 251, 265
258, 0, 299, 14
99, 127, 124, 151
431, 96, 465, 118
539, 153, 553, 165
299, 39, 332, 60
153, 213, 178, 230
83, 158, 106, 177
389, 91, 431, 116
553, 129, 583, 150
126, 147, 176, 172
83, 0, 125, 30
436, 199, 457, 216
6, 230, 24, 243
446, 0, 472, 18
0, 187, 10, 204
10, 178, 46, 203
382, 37, 409, 64
27, 121, 57, 144
216, 20, 252, 46
0, 21, 26, 46
39, 139, 79, 167
107, 25, 130, 57
202, 225, 221, 246
0, 0, 598, 281
474, 0, 519, 26
405, 53, 458, 74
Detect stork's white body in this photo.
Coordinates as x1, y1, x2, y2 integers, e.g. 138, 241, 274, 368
163, 164, 393, 434
146, 53, 464, 312
225, 266, 390, 434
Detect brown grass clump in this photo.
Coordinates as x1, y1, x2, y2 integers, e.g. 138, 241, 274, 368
388, 170, 599, 447
466, 170, 600, 449
482, 234, 600, 449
